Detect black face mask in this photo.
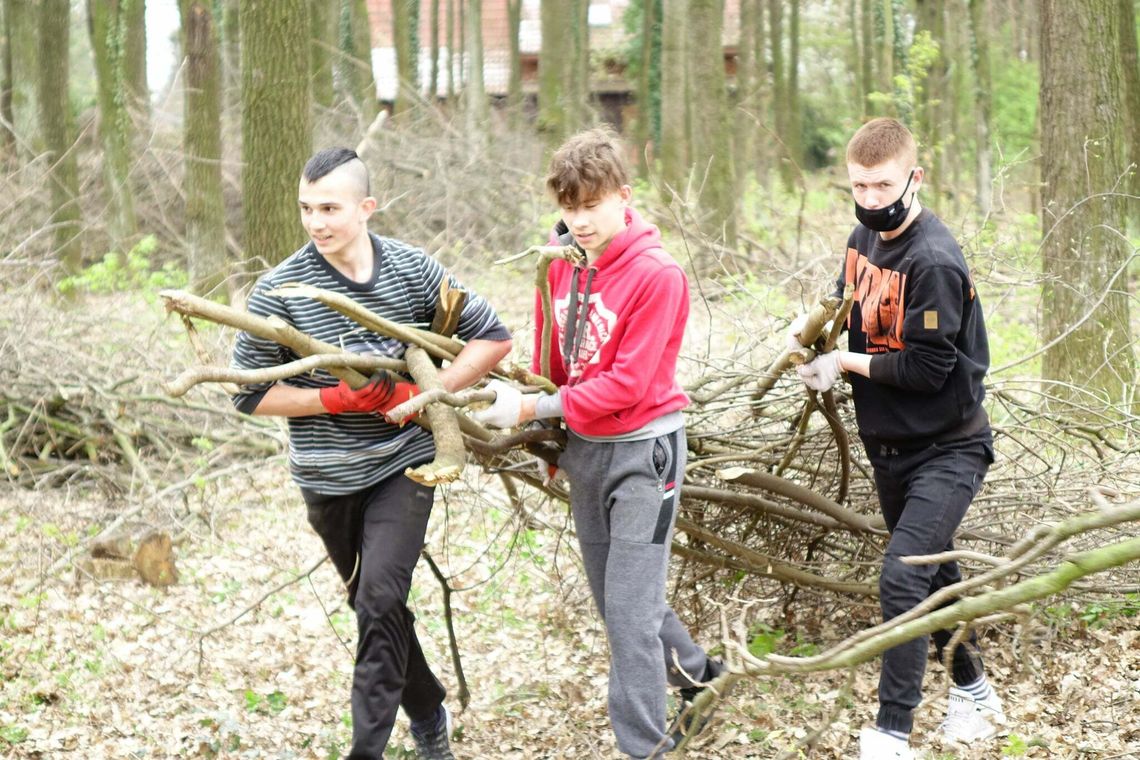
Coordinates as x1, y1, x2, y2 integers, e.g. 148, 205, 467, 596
854, 169, 915, 232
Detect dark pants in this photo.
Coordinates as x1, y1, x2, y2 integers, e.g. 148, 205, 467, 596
863, 431, 993, 734
302, 472, 446, 759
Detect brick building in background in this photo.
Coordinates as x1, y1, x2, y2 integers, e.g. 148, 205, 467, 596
365, 0, 742, 126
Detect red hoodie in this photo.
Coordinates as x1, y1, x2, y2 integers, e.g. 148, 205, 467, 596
531, 207, 690, 437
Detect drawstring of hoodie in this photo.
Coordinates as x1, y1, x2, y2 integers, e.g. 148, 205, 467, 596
562, 265, 596, 380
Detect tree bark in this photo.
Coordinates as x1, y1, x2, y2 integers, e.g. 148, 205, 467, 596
392, 0, 416, 114
429, 0, 440, 101
0, 0, 13, 157
123, 0, 147, 120
464, 0, 487, 148
688, 0, 736, 245
220, 0, 240, 119
968, 0, 994, 216
87, 0, 138, 243
347, 0, 379, 124
1119, 0, 1140, 227
4, 0, 35, 152
310, 0, 336, 109
240, 0, 311, 269
180, 0, 226, 296
860, 0, 874, 116
1040, 0, 1135, 408
659, 0, 689, 194
39, 0, 82, 273
506, 0, 522, 127
538, 0, 574, 143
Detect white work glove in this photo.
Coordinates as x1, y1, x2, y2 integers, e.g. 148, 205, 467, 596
470, 379, 523, 428
786, 314, 809, 351
797, 351, 843, 392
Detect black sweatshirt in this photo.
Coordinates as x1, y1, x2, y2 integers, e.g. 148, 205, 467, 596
835, 208, 990, 445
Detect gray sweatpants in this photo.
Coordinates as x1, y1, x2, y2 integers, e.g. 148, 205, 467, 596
560, 426, 709, 759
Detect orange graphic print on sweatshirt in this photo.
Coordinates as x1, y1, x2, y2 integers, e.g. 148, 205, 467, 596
844, 247, 906, 353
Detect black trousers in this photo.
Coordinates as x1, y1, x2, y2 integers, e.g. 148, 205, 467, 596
302, 472, 446, 759
863, 431, 993, 734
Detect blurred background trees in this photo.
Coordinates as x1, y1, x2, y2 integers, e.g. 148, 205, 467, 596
0, 0, 1136, 400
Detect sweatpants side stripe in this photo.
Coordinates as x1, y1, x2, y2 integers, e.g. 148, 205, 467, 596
651, 431, 680, 545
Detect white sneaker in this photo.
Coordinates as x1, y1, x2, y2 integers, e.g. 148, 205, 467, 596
859, 727, 916, 760
940, 686, 1006, 743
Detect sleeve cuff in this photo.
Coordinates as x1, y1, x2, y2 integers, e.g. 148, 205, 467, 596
533, 391, 564, 420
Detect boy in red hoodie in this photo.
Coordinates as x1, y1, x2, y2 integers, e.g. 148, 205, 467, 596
473, 128, 721, 759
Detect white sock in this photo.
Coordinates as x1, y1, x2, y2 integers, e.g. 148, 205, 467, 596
957, 673, 994, 702
878, 727, 910, 742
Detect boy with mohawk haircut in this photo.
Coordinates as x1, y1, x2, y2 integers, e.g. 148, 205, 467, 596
473, 127, 726, 759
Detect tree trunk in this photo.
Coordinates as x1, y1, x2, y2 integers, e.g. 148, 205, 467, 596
915, 0, 946, 213
38, 0, 82, 273
968, 0, 994, 216
860, 0, 874, 115
220, 0, 240, 119
889, 0, 907, 123
0, 0, 13, 158
6, 0, 37, 151
874, 0, 892, 113
88, 0, 138, 243
123, 0, 147, 120
538, 0, 574, 143
180, 0, 226, 296
446, 0, 455, 101
240, 0, 311, 269
659, 0, 689, 194
348, 0, 379, 124
1119, 0, 1140, 229
392, 0, 416, 114
632, 0, 661, 177
1040, 0, 1135, 408
570, 0, 590, 128
506, 0, 522, 127
429, 0, 440, 102
464, 0, 487, 148
787, 0, 801, 175
310, 0, 336, 109
688, 0, 736, 246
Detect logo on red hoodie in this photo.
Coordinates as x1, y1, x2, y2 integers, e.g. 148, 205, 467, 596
553, 291, 617, 379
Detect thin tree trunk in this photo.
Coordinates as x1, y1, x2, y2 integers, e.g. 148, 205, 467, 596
787, 0, 801, 174
240, 0, 311, 270
311, 0, 336, 109
659, 0, 689, 194
968, 0, 994, 216
507, 0, 522, 127
38, 0, 82, 273
1040, 0, 1134, 408
350, 0, 379, 123
570, 0, 590, 128
181, 0, 226, 296
0, 0, 13, 157
88, 0, 138, 243
464, 0, 487, 148
538, 0, 574, 143
429, 0, 440, 102
6, 0, 36, 150
860, 0, 874, 115
1119, 0, 1140, 228
392, 0, 415, 114
220, 0, 240, 119
123, 0, 148, 121
634, 0, 659, 176
734, 0, 757, 191
446, 0, 455, 101
689, 0, 736, 246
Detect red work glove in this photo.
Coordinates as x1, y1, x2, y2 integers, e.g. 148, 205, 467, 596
319, 374, 395, 415
378, 382, 420, 425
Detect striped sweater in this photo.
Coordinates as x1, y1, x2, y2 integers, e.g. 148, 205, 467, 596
231, 233, 510, 494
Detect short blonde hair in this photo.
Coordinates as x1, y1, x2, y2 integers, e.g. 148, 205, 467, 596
846, 117, 918, 168
545, 127, 630, 207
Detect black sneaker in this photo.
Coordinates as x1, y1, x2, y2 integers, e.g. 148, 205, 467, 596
410, 704, 455, 760
668, 658, 728, 749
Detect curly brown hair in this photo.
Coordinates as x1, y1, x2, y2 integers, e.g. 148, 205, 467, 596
545, 127, 630, 208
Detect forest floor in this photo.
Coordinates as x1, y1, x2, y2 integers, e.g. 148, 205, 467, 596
2, 458, 1139, 760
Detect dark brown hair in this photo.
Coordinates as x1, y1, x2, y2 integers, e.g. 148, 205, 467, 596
846, 117, 918, 168
545, 127, 630, 207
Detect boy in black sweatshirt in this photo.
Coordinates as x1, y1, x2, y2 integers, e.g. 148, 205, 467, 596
793, 118, 1005, 759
